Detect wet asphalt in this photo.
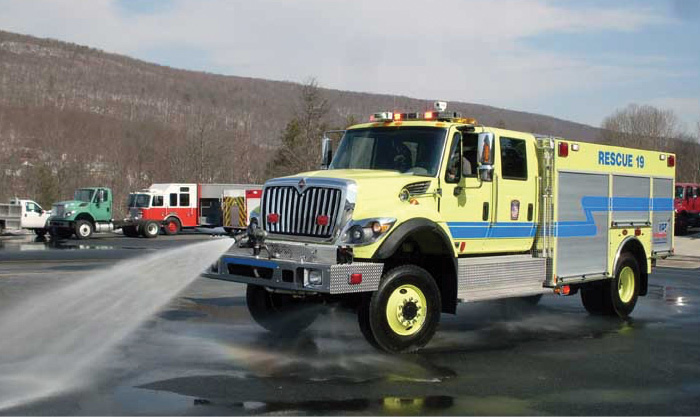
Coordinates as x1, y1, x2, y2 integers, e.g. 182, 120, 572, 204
0, 232, 699, 415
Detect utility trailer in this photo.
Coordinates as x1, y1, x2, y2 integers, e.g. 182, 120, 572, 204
204, 103, 675, 353
122, 183, 261, 237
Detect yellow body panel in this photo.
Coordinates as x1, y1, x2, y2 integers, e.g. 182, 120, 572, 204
298, 120, 673, 283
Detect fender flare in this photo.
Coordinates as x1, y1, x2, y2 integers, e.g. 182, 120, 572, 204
163, 214, 183, 225
74, 213, 96, 226
373, 218, 458, 313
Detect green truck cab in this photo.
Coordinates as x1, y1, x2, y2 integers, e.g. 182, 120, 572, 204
48, 187, 116, 239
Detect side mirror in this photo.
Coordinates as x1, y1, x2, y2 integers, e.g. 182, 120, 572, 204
320, 137, 333, 169
477, 132, 495, 182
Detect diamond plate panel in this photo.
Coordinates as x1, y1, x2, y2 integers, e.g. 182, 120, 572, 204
330, 262, 384, 294
458, 255, 546, 302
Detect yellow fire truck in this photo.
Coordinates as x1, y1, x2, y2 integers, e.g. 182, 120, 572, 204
204, 103, 675, 353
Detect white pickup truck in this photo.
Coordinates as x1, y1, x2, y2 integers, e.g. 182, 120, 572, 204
0, 199, 51, 236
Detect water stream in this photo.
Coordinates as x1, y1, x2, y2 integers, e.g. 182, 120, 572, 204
0, 238, 233, 411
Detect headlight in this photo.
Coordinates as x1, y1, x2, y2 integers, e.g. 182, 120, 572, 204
64, 211, 74, 217
340, 218, 396, 245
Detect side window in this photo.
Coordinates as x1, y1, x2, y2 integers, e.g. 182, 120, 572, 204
686, 187, 693, 199
694, 187, 699, 198
462, 134, 478, 177
153, 196, 164, 207
444, 133, 462, 184
169, 193, 178, 206
26, 202, 35, 212
500, 137, 528, 180
180, 193, 190, 207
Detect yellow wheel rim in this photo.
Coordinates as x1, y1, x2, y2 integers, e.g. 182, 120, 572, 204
618, 266, 635, 303
385, 284, 427, 336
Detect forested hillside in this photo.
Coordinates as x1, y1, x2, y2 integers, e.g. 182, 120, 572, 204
1, 29, 680, 213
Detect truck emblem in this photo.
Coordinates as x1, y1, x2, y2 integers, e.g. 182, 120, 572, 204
510, 200, 520, 220
298, 178, 306, 189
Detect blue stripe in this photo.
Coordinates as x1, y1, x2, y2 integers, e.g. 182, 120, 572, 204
223, 257, 279, 269
446, 196, 673, 239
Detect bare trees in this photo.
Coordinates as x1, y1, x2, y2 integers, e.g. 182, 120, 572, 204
602, 104, 700, 182
601, 104, 680, 150
267, 79, 331, 177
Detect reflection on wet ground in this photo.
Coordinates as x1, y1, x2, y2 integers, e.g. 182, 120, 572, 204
1, 243, 699, 415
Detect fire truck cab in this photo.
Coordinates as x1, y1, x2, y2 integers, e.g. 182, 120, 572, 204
123, 183, 261, 237
674, 182, 700, 235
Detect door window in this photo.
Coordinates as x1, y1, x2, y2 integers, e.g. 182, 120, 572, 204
462, 134, 478, 177
170, 193, 178, 206
500, 137, 528, 180
180, 193, 190, 207
153, 196, 164, 207
444, 133, 462, 183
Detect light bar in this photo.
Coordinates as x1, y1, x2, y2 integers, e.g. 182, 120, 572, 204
370, 111, 472, 123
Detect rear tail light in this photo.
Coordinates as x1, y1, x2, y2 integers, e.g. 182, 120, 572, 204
349, 273, 362, 285
667, 155, 675, 167
558, 142, 569, 157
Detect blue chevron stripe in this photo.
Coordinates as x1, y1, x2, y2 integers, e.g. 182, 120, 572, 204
447, 196, 673, 239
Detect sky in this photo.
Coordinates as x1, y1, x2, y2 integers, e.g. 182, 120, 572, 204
0, 0, 699, 132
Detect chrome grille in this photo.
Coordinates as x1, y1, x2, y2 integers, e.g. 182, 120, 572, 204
53, 204, 65, 217
263, 186, 342, 238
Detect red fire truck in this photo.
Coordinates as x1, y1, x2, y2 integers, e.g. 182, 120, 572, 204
122, 183, 261, 237
675, 182, 700, 235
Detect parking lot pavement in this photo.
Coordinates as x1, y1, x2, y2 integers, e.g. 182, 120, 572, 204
0, 234, 699, 415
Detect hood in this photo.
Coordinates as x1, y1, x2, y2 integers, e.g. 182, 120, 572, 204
53, 200, 83, 208
292, 169, 434, 197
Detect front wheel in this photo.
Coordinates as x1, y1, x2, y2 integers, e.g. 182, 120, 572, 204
74, 220, 93, 239
140, 221, 160, 238
362, 265, 441, 353
34, 228, 47, 237
246, 285, 319, 336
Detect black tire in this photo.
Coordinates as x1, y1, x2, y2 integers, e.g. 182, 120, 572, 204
122, 225, 139, 237
163, 217, 181, 235
364, 265, 441, 353
74, 220, 93, 240
246, 285, 319, 336
607, 253, 640, 317
357, 295, 381, 350
141, 221, 160, 238
580, 281, 610, 315
581, 252, 639, 318
34, 228, 47, 237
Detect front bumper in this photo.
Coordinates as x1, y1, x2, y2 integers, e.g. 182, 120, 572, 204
48, 219, 73, 229
202, 240, 384, 294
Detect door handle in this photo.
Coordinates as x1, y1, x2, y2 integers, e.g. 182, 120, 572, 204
482, 202, 489, 221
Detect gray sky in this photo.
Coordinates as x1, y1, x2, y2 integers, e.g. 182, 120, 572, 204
1, 0, 699, 132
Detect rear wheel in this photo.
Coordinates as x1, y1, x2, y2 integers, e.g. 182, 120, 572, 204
34, 228, 47, 237
246, 285, 319, 336
580, 252, 639, 317
141, 221, 160, 238
74, 220, 93, 239
163, 217, 181, 235
362, 265, 440, 353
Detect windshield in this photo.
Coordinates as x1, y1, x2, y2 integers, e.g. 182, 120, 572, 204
74, 189, 95, 202
128, 194, 151, 208
675, 186, 684, 199
330, 127, 447, 176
